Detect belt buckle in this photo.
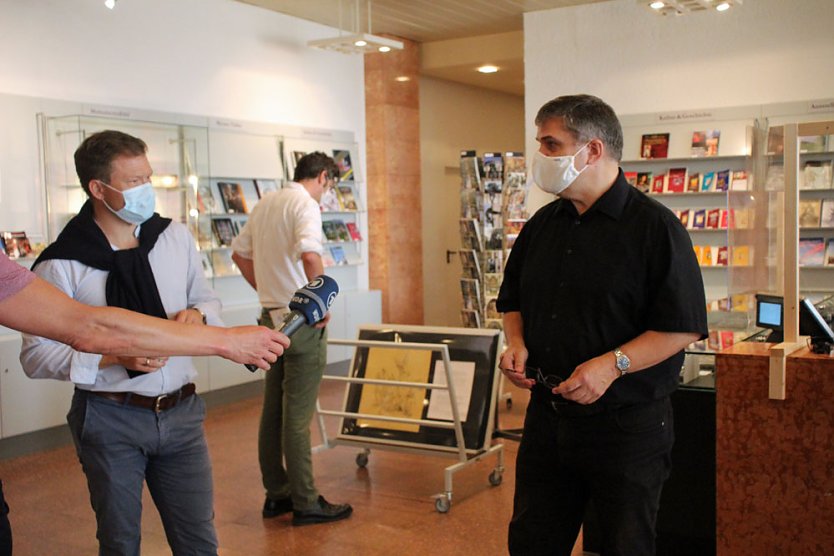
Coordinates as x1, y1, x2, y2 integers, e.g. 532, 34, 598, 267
153, 394, 169, 413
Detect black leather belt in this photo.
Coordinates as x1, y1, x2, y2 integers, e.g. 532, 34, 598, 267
85, 383, 196, 413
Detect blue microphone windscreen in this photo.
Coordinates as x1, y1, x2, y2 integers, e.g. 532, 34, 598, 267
288, 275, 339, 324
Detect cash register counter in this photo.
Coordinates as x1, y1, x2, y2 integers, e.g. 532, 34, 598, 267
715, 342, 834, 555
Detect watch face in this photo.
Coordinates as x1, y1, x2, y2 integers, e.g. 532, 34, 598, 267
616, 354, 630, 371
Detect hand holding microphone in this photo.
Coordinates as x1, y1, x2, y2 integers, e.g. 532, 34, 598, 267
245, 275, 339, 372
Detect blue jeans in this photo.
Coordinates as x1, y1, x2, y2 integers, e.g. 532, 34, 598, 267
509, 397, 674, 556
67, 389, 217, 556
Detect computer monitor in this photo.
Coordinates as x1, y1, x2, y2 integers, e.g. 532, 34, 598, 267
799, 297, 834, 343
755, 294, 784, 331
755, 293, 834, 352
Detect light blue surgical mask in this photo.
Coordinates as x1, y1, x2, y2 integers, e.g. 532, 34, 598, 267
99, 181, 156, 225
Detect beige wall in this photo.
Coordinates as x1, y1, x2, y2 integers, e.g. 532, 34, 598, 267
419, 76, 525, 326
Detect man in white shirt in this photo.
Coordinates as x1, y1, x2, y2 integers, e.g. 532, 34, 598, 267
231, 152, 352, 526
21, 130, 226, 554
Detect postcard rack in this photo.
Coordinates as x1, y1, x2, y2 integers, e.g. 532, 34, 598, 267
313, 325, 505, 513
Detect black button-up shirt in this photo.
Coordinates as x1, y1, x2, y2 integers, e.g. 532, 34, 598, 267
497, 170, 708, 406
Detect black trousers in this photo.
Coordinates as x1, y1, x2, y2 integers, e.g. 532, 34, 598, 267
508, 397, 674, 556
0, 480, 11, 556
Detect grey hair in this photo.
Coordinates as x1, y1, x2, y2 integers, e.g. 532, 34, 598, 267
534, 94, 623, 162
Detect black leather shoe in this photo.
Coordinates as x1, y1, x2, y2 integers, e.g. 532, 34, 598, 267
292, 495, 352, 526
262, 497, 293, 518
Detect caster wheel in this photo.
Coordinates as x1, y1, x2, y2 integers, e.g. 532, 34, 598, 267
489, 469, 503, 486
356, 452, 369, 468
435, 496, 451, 513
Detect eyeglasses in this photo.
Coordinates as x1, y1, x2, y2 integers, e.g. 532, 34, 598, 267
525, 366, 563, 389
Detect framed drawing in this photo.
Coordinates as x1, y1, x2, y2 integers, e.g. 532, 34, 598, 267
338, 324, 503, 452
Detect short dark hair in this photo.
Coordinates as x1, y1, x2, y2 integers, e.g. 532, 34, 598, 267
293, 151, 340, 183
535, 94, 623, 161
74, 130, 148, 195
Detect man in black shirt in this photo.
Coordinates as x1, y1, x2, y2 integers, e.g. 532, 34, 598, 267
497, 94, 707, 556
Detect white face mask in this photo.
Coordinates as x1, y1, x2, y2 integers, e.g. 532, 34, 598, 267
531, 143, 590, 195
99, 181, 156, 225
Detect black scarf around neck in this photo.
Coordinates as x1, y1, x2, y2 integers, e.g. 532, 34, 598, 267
34, 200, 172, 378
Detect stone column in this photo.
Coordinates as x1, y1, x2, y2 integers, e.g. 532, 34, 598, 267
364, 36, 423, 324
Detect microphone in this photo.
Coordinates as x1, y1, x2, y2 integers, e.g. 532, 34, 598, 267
245, 275, 339, 372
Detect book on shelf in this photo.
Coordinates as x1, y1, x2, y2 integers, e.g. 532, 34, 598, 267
692, 245, 702, 263
329, 245, 348, 266
651, 174, 666, 194
485, 297, 500, 320
802, 161, 833, 190
732, 245, 751, 267
826, 239, 834, 266
678, 209, 691, 229
730, 170, 749, 191
482, 152, 504, 194
332, 149, 354, 181
460, 309, 481, 329
798, 237, 825, 266
692, 209, 706, 229
336, 184, 360, 211
624, 171, 638, 188
217, 181, 248, 214
687, 173, 701, 193
720, 209, 730, 230
211, 218, 236, 246
706, 208, 720, 229
691, 130, 720, 157
321, 249, 336, 268
715, 170, 730, 191
820, 199, 834, 228
460, 150, 481, 190
322, 220, 339, 242
483, 273, 502, 296
254, 179, 279, 198
640, 133, 669, 159
799, 199, 822, 228
701, 171, 716, 192
504, 188, 527, 219
332, 220, 351, 242
799, 135, 827, 154
460, 278, 482, 305
345, 222, 362, 241
459, 249, 481, 280
459, 218, 483, 251
461, 189, 483, 220
701, 245, 714, 266
0, 231, 32, 259
504, 151, 526, 175
635, 172, 652, 193
484, 250, 504, 274
716, 246, 729, 266
666, 168, 687, 193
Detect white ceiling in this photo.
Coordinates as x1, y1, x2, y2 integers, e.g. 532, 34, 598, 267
234, 0, 611, 96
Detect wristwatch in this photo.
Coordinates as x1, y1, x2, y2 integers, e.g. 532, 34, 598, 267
613, 347, 631, 377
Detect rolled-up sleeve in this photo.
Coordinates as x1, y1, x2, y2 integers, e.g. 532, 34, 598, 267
294, 198, 324, 257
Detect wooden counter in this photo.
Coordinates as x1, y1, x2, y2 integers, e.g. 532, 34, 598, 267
715, 343, 834, 555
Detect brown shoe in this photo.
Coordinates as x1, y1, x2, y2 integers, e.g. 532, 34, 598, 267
291, 495, 352, 526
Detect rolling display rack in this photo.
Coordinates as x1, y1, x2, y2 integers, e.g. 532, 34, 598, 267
313, 324, 505, 513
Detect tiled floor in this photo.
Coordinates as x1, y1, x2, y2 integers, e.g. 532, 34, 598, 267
0, 380, 544, 555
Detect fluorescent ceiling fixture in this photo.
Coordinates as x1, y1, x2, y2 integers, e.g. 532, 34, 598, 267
308, 33, 403, 54
650, 1, 665, 9
477, 65, 499, 74
104, 0, 116, 9
643, 0, 741, 15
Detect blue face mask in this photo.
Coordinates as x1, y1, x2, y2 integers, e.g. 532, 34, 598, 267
99, 181, 156, 225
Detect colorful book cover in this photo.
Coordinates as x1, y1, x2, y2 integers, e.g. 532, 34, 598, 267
651, 174, 666, 194
720, 330, 735, 349
345, 222, 362, 241
329, 245, 348, 265
336, 184, 359, 211
693, 245, 703, 262
641, 133, 670, 159
732, 245, 751, 267
713, 170, 727, 192
730, 170, 749, 191
691, 131, 707, 157
705, 130, 721, 156
720, 209, 730, 230
678, 209, 691, 228
332, 149, 354, 181
692, 209, 706, 229
706, 208, 720, 229
799, 199, 822, 228
666, 168, 687, 193
624, 171, 638, 188
217, 181, 248, 214
820, 199, 834, 228
322, 220, 339, 242
701, 171, 716, 192
802, 161, 833, 190
701, 245, 714, 266
333, 220, 351, 242
687, 173, 702, 193
799, 238, 825, 266
635, 172, 652, 193
716, 246, 729, 266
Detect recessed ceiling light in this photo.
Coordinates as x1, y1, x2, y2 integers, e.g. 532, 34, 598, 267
104, 0, 116, 9
378, 46, 391, 53
354, 40, 367, 47
650, 1, 665, 9
395, 76, 410, 82
477, 65, 499, 74
715, 2, 730, 10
